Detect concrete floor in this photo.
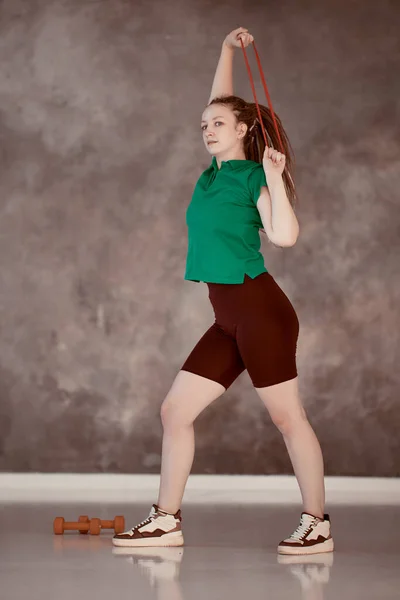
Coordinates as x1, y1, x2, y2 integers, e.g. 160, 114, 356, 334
1, 503, 399, 600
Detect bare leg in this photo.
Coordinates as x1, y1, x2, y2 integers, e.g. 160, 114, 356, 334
157, 370, 226, 514
255, 377, 325, 519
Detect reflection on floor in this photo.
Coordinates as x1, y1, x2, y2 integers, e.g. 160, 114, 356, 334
1, 503, 399, 600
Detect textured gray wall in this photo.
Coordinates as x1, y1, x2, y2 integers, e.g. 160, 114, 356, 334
0, 0, 399, 475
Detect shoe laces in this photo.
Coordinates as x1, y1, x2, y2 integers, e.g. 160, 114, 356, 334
289, 514, 319, 541
128, 506, 158, 534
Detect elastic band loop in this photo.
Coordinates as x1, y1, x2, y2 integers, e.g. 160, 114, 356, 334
240, 38, 284, 154
239, 38, 268, 147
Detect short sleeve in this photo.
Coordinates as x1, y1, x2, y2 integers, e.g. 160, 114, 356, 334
248, 166, 268, 205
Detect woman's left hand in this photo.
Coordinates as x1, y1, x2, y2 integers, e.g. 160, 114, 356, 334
262, 146, 286, 179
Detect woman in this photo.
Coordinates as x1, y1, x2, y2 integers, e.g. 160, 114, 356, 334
113, 27, 334, 556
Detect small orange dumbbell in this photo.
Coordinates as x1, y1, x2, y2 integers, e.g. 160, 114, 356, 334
53, 515, 125, 535
96, 516, 125, 534
53, 516, 102, 535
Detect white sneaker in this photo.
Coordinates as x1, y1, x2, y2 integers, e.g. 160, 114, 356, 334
277, 512, 334, 555
112, 504, 184, 548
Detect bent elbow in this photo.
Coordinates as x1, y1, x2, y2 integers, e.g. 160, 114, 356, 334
276, 228, 300, 247
269, 233, 299, 247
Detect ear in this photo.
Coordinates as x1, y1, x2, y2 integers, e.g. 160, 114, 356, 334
237, 121, 248, 139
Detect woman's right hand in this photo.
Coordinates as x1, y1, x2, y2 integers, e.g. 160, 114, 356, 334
224, 27, 254, 49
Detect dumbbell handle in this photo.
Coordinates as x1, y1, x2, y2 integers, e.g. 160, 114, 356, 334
99, 520, 114, 528
64, 521, 90, 531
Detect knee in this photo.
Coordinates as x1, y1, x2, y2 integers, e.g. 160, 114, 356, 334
160, 399, 192, 432
270, 405, 308, 437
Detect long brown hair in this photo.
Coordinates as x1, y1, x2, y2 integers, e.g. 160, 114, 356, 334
208, 95, 297, 208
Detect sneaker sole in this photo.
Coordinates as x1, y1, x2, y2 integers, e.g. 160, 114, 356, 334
112, 531, 184, 548
277, 538, 334, 555
277, 551, 334, 566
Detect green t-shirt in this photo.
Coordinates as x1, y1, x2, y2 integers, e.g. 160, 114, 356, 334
184, 156, 268, 283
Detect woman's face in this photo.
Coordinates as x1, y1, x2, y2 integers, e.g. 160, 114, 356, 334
201, 104, 246, 156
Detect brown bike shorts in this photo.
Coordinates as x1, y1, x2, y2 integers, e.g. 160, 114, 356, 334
180, 272, 300, 389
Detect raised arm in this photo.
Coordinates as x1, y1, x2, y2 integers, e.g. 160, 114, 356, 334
208, 27, 254, 104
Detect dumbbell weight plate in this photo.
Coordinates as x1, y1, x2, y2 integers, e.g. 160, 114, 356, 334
114, 516, 125, 534
53, 517, 65, 535
89, 518, 101, 535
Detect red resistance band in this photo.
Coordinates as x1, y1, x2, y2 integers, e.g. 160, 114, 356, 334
240, 38, 284, 154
